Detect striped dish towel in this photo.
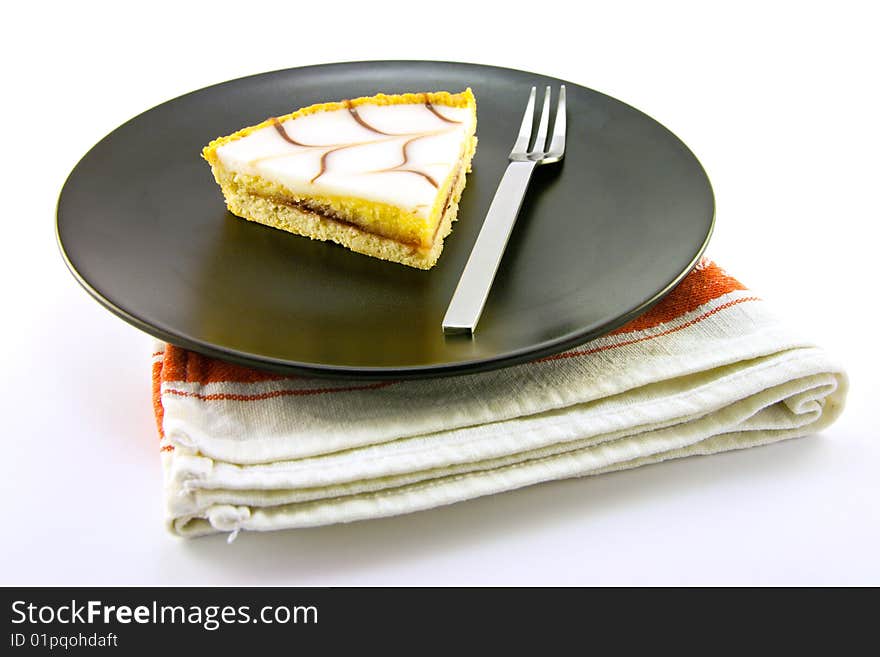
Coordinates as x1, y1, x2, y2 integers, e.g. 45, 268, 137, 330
152, 259, 847, 538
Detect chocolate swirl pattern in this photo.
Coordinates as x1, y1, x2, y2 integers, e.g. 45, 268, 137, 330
345, 100, 394, 136
260, 100, 464, 187
270, 118, 312, 147
214, 93, 475, 221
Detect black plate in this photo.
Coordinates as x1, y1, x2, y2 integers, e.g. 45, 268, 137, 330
57, 61, 714, 379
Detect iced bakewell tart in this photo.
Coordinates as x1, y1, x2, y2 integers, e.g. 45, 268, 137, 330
202, 90, 477, 269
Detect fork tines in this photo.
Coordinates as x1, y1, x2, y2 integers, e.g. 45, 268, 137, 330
510, 85, 566, 165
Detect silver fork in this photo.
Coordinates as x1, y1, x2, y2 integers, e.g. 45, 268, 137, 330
442, 85, 567, 335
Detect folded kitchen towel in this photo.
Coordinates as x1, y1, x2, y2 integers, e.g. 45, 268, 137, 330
152, 259, 847, 538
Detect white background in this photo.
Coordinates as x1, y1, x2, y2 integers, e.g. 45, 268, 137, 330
2, 1, 877, 585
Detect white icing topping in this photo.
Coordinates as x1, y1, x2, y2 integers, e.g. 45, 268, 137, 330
215, 101, 475, 219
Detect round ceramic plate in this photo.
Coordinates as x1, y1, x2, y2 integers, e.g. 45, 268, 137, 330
57, 61, 714, 379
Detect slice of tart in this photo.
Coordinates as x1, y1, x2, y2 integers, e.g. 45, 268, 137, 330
202, 89, 477, 269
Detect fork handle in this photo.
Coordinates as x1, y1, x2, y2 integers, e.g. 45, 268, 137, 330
442, 160, 538, 334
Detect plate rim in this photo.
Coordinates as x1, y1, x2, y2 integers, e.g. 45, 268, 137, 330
56, 59, 715, 380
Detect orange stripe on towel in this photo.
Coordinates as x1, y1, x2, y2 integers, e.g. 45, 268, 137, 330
161, 346, 290, 385
163, 380, 396, 402
151, 356, 165, 440
611, 260, 747, 335
537, 296, 760, 363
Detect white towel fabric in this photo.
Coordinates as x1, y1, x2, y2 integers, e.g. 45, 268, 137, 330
152, 260, 847, 538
